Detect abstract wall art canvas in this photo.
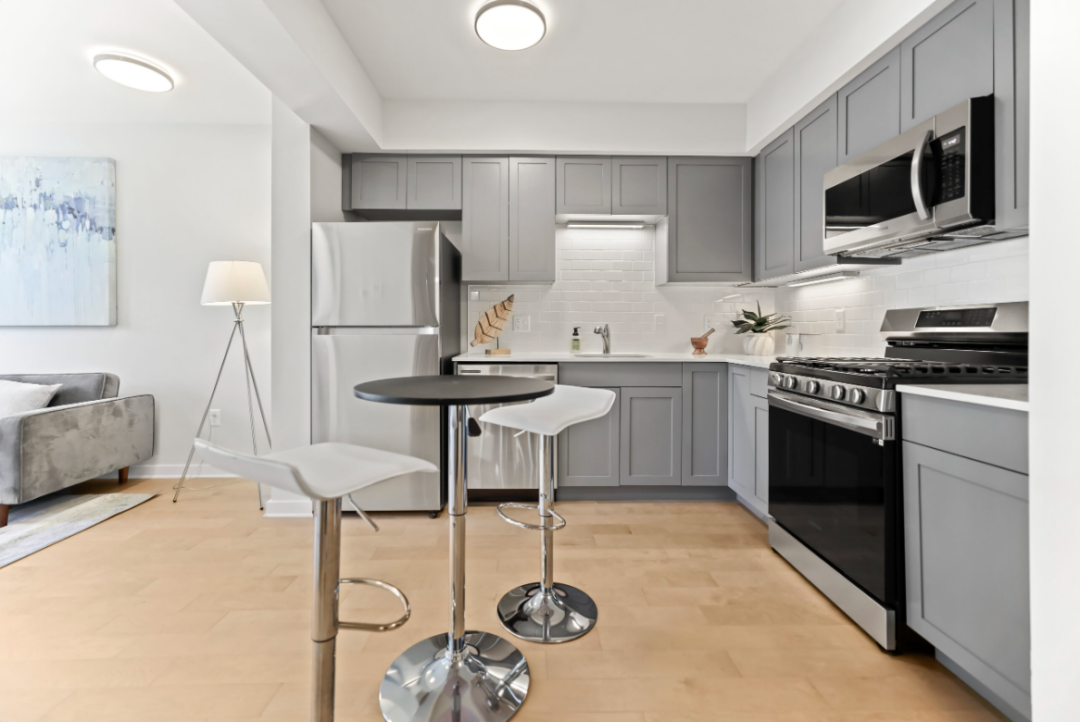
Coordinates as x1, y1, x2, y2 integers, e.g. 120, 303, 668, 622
0, 157, 117, 326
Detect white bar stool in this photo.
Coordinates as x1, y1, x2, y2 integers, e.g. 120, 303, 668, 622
479, 384, 616, 643
194, 439, 436, 722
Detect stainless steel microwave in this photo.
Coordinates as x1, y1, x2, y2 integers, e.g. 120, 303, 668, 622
823, 96, 999, 259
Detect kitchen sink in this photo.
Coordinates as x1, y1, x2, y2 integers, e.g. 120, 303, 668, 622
572, 353, 650, 358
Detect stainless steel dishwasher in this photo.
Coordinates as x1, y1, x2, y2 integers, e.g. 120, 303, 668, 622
455, 363, 557, 497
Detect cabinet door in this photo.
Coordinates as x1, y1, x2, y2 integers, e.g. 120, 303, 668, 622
559, 388, 620, 487
556, 156, 611, 216
462, 157, 509, 282
682, 364, 727, 487
612, 157, 666, 216
753, 399, 769, 507
903, 441, 1031, 719
407, 156, 462, 210
666, 157, 753, 283
994, 0, 1029, 233
509, 157, 556, 282
350, 155, 407, 210
793, 95, 839, 272
900, 0, 994, 132
754, 130, 795, 281
620, 387, 682, 486
837, 47, 901, 164
728, 366, 754, 496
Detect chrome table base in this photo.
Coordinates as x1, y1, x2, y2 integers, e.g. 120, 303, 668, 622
379, 631, 529, 722
497, 582, 598, 644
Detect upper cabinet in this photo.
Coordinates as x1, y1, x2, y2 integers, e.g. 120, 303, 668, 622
994, 0, 1029, 233
611, 157, 667, 216
509, 157, 557, 282
793, 94, 839, 272
754, 130, 796, 280
900, 0, 994, 132
837, 47, 901, 164
556, 157, 611, 216
344, 154, 462, 215
659, 157, 753, 284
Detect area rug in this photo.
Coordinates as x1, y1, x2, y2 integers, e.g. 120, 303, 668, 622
0, 492, 155, 568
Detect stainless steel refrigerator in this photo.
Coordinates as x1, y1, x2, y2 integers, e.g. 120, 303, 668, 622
311, 221, 460, 514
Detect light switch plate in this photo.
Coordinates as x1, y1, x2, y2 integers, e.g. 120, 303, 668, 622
209, 409, 222, 427
654, 313, 666, 331
513, 315, 530, 332
835, 309, 845, 333
469, 290, 479, 301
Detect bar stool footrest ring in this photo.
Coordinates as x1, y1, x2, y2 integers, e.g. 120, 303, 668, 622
337, 577, 411, 632
496, 502, 566, 532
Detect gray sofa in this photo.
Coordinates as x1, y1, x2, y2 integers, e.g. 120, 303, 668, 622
0, 373, 155, 527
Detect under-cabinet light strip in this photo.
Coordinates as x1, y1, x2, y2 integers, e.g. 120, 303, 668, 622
786, 271, 860, 287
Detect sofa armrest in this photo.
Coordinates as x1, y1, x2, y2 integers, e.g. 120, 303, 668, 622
0, 395, 156, 505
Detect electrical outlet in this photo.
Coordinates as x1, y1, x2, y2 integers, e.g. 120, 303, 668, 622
209, 409, 222, 427
469, 290, 479, 301
654, 313, 666, 331
513, 315, 530, 332
835, 309, 846, 333
703, 314, 717, 331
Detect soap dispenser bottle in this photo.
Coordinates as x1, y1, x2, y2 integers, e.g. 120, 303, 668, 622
571, 327, 581, 352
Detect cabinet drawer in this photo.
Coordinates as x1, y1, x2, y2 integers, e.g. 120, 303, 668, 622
560, 363, 681, 388
749, 368, 770, 398
902, 394, 1028, 474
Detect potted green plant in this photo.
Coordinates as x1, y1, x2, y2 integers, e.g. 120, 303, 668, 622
731, 302, 791, 356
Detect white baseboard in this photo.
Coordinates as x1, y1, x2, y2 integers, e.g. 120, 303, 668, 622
263, 497, 313, 518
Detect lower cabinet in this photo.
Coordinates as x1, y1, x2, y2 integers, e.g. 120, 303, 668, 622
620, 387, 682, 485
903, 439, 1031, 721
559, 388, 620, 487
728, 365, 770, 515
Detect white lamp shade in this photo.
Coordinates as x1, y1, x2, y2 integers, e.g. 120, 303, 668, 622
201, 261, 271, 305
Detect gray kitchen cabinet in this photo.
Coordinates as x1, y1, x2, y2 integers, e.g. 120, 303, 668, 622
754, 130, 795, 281
661, 157, 753, 283
509, 157, 556, 282
682, 364, 728, 487
611, 157, 667, 216
556, 156, 611, 216
793, 95, 839, 272
461, 157, 510, 282
728, 365, 768, 515
620, 387, 682, 486
559, 388, 620, 488
900, 0, 994, 132
406, 156, 462, 210
837, 47, 901, 164
349, 155, 407, 211
903, 440, 1030, 721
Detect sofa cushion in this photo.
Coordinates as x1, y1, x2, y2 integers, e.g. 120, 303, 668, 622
0, 380, 63, 419
0, 374, 119, 405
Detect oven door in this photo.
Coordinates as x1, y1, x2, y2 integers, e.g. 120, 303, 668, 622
767, 390, 899, 607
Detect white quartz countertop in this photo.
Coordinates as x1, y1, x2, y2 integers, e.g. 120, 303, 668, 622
896, 384, 1029, 413
452, 352, 776, 369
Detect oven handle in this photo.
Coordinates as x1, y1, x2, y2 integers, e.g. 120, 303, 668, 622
768, 390, 895, 441
911, 130, 933, 221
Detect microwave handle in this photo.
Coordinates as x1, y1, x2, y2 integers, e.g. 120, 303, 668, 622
910, 130, 933, 221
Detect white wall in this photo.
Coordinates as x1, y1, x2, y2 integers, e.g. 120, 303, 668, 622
0, 121, 272, 476
461, 226, 775, 357
776, 238, 1030, 357
1029, 0, 1080, 716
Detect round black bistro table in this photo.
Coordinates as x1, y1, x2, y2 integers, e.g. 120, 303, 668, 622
354, 375, 554, 722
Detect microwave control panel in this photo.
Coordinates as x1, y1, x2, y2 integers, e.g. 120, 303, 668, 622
933, 127, 966, 204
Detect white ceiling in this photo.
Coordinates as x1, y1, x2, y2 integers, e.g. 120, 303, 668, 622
321, 0, 848, 104
0, 0, 270, 125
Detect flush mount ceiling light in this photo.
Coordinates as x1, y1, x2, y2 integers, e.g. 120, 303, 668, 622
475, 0, 546, 51
786, 271, 860, 288
93, 54, 174, 92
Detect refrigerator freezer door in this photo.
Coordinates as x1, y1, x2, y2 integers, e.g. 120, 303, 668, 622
312, 329, 441, 511
312, 222, 440, 327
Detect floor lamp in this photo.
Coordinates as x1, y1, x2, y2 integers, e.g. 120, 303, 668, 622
174, 261, 272, 504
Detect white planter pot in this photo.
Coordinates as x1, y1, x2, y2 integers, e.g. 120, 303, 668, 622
742, 333, 775, 356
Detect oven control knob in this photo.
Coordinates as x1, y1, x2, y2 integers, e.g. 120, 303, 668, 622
805, 380, 820, 395
831, 385, 846, 401
850, 388, 866, 405
782, 376, 798, 390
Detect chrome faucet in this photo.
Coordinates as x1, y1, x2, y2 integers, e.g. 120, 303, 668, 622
594, 324, 611, 354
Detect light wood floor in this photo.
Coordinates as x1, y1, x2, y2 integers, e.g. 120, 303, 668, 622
0, 477, 1007, 722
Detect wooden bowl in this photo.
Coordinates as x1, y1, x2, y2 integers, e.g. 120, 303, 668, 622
690, 336, 709, 355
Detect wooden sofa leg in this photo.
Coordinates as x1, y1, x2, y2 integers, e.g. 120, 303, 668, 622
0, 504, 9, 528
119, 467, 129, 484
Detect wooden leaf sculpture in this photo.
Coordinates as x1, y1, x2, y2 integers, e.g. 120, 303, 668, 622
470, 294, 514, 346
